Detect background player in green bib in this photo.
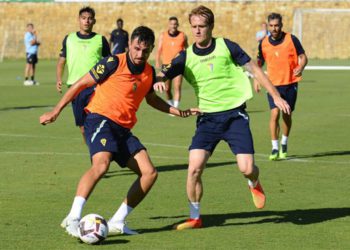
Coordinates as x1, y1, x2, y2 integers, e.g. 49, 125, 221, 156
56, 6, 110, 140
155, 5, 291, 230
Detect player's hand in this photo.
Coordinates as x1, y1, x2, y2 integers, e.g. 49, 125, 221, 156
39, 111, 59, 125
273, 96, 291, 115
293, 66, 303, 77
153, 82, 166, 93
56, 81, 63, 93
178, 108, 202, 118
253, 79, 261, 93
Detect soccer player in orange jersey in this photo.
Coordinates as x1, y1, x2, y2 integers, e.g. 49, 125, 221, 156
156, 16, 188, 109
40, 26, 199, 238
255, 13, 308, 160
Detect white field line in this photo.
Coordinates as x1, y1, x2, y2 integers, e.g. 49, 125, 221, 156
0, 133, 348, 165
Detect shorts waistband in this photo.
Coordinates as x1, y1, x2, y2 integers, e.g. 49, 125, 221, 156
202, 104, 246, 116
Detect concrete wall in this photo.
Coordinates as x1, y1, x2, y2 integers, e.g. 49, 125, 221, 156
0, 1, 349, 59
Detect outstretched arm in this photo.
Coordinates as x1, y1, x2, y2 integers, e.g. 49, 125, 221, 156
244, 60, 291, 115
40, 73, 96, 125
146, 91, 199, 117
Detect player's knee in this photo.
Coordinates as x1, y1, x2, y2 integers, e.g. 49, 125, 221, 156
142, 167, 158, 183
91, 161, 110, 178
238, 160, 255, 176
188, 167, 203, 179
270, 109, 280, 119
282, 113, 292, 122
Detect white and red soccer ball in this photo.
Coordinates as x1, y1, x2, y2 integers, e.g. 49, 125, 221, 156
78, 214, 108, 244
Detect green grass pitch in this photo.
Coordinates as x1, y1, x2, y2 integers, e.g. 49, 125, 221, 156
0, 59, 349, 249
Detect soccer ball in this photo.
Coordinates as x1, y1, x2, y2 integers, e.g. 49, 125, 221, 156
78, 214, 109, 244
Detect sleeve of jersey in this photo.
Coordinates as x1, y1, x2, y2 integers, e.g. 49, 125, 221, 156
89, 56, 119, 84
59, 35, 68, 58
102, 36, 111, 57
161, 51, 186, 80
291, 35, 305, 55
224, 38, 251, 66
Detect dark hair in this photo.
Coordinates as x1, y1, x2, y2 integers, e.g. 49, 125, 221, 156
169, 16, 178, 22
189, 5, 214, 26
268, 13, 282, 23
130, 26, 155, 47
79, 6, 95, 18
117, 18, 123, 24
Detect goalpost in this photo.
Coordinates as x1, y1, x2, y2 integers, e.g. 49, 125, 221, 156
292, 8, 350, 70
0, 31, 8, 63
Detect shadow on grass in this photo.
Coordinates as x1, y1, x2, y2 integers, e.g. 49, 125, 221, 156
288, 150, 350, 160
103, 161, 235, 178
140, 207, 350, 233
101, 239, 129, 245
0, 105, 53, 111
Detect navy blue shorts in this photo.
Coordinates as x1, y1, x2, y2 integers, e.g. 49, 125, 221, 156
26, 53, 38, 64
84, 113, 146, 168
267, 82, 298, 111
71, 86, 95, 126
190, 105, 255, 155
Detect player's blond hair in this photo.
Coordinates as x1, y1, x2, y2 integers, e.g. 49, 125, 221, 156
189, 5, 215, 26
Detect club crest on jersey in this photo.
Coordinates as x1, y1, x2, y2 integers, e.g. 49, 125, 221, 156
96, 64, 105, 75
208, 63, 214, 72
100, 138, 107, 147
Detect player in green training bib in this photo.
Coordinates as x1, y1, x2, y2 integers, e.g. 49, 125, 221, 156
56, 6, 110, 141
155, 5, 291, 230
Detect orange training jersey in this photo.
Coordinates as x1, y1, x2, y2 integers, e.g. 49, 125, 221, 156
161, 31, 186, 64
86, 53, 154, 129
261, 33, 301, 86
